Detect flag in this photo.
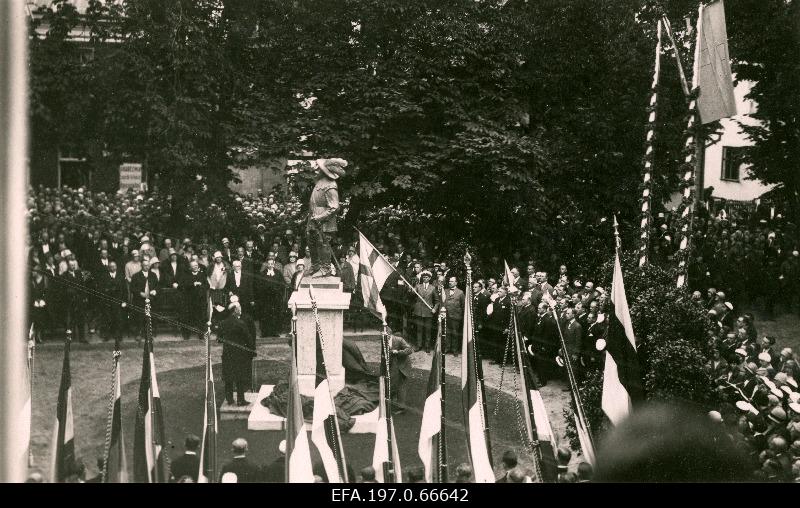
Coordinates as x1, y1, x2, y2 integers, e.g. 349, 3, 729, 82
104, 356, 128, 483
696, 1, 737, 124
372, 334, 401, 482
503, 261, 519, 294
419, 334, 444, 483
574, 414, 596, 467
461, 279, 494, 483
358, 231, 394, 319
310, 327, 346, 483
50, 336, 75, 483
198, 362, 218, 483
601, 250, 644, 426
286, 344, 314, 483
134, 339, 169, 482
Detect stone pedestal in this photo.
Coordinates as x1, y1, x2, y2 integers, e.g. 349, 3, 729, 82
288, 276, 351, 397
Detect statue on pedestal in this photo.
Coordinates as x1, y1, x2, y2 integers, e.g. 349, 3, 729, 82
307, 158, 347, 278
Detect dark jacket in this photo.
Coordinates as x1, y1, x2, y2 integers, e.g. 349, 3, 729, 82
225, 270, 255, 307
171, 452, 200, 483
219, 456, 260, 483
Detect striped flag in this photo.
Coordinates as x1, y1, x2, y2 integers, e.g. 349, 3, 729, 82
197, 359, 218, 483
50, 335, 75, 483
286, 342, 314, 483
696, 1, 737, 124
503, 261, 519, 294
461, 280, 494, 483
418, 333, 445, 483
310, 327, 347, 483
601, 250, 644, 426
358, 231, 394, 319
104, 355, 128, 482
134, 339, 169, 482
372, 334, 401, 482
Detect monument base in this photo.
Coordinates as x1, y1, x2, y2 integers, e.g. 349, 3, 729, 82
219, 391, 259, 421
247, 384, 380, 434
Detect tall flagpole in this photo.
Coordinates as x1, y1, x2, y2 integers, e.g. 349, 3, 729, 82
381, 319, 396, 482
0, 0, 30, 483
437, 309, 448, 483
204, 297, 216, 483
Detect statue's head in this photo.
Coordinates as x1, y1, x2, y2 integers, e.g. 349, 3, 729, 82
315, 158, 348, 180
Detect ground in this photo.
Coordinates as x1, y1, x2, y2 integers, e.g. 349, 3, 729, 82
29, 308, 798, 482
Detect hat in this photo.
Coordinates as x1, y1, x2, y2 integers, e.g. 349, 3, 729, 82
790, 392, 800, 404
289, 251, 298, 258
787, 378, 799, 390
768, 407, 787, 424
315, 158, 348, 180
296, 260, 305, 267
222, 237, 230, 244
168, 248, 177, 256
789, 402, 800, 414
221, 472, 238, 483
596, 287, 605, 294
708, 410, 723, 423
735, 348, 747, 357
257, 224, 266, 231
141, 235, 150, 243
213, 251, 223, 259
724, 302, 733, 310
781, 347, 793, 357
420, 270, 432, 278
735, 400, 756, 413
758, 352, 772, 363
595, 338, 607, 351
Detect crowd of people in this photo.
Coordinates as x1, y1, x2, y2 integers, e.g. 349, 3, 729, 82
702, 299, 800, 482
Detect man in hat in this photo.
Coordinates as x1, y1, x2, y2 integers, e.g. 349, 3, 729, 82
282, 251, 299, 285
97, 260, 128, 344
307, 158, 347, 277
130, 257, 159, 341
179, 260, 209, 339
220, 302, 256, 406
439, 276, 465, 354
258, 257, 285, 337
411, 270, 438, 351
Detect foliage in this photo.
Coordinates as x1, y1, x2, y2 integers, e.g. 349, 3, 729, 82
564, 252, 715, 449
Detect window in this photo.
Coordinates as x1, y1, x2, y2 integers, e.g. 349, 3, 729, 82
721, 146, 746, 182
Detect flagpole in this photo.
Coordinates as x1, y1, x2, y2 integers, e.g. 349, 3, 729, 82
549, 303, 595, 452
101, 350, 121, 483
381, 320, 396, 482
465, 253, 493, 468
437, 309, 448, 483
356, 228, 434, 312
0, 0, 30, 482
204, 297, 216, 483
286, 304, 298, 484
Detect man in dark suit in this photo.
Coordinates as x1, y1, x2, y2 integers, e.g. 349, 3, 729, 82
258, 257, 285, 338
411, 271, 438, 352
98, 261, 128, 344
563, 308, 584, 382
226, 260, 256, 317
220, 303, 256, 406
261, 440, 286, 483
182, 260, 208, 340
61, 259, 89, 343
486, 288, 511, 363
471, 281, 490, 345
389, 330, 414, 414
439, 276, 465, 354
219, 438, 261, 483
171, 434, 201, 483
130, 257, 159, 341
381, 260, 404, 333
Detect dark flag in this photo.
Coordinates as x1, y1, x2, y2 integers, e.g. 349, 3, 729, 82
103, 353, 128, 482
50, 335, 75, 483
134, 337, 169, 482
601, 250, 644, 425
419, 330, 445, 483
310, 326, 347, 482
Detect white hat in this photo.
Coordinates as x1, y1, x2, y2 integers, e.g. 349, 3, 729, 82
758, 352, 772, 363
595, 338, 607, 351
789, 402, 800, 414
221, 472, 238, 483
735, 400, 756, 414
222, 237, 230, 244
708, 410, 723, 423
724, 302, 733, 310
735, 348, 747, 357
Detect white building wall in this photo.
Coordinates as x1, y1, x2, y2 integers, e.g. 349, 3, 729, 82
703, 79, 774, 201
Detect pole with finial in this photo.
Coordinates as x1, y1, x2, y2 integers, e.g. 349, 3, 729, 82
380, 313, 395, 482
613, 215, 622, 252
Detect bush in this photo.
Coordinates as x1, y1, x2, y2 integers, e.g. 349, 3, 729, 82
564, 251, 716, 450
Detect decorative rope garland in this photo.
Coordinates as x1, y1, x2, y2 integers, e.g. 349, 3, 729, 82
638, 19, 663, 268
675, 87, 700, 289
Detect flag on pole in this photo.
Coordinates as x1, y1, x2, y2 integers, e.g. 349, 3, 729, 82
461, 280, 494, 483
310, 327, 346, 483
372, 334, 401, 482
601, 250, 644, 426
574, 414, 596, 467
358, 231, 394, 320
104, 355, 128, 483
286, 343, 314, 483
50, 335, 75, 483
134, 338, 169, 482
419, 334, 444, 483
503, 261, 519, 294
696, 1, 737, 124
197, 364, 218, 483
